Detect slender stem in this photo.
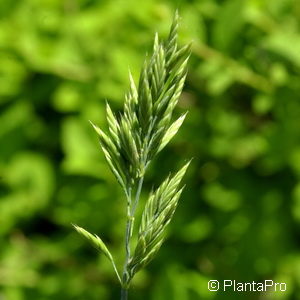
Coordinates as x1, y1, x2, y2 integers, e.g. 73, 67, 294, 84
121, 287, 128, 300
122, 189, 132, 276
111, 258, 122, 284
124, 207, 132, 265
121, 176, 144, 297
131, 176, 144, 216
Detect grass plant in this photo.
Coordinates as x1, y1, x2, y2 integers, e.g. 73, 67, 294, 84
73, 12, 191, 299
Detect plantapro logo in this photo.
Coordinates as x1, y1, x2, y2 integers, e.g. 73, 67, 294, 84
208, 279, 287, 292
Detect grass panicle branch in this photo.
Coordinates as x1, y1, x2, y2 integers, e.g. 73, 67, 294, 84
73, 11, 191, 299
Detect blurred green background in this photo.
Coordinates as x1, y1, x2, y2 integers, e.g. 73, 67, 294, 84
1, 0, 300, 299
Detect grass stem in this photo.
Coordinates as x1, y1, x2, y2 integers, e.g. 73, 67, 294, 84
121, 287, 128, 300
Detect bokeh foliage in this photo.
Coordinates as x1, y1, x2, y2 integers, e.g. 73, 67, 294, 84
1, 0, 300, 299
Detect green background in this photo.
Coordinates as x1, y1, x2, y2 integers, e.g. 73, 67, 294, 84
1, 0, 300, 299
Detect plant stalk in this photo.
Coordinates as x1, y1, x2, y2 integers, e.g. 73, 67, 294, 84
121, 287, 128, 300
131, 176, 144, 216
121, 176, 144, 297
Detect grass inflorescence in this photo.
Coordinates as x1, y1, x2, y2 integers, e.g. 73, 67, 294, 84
73, 12, 191, 299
